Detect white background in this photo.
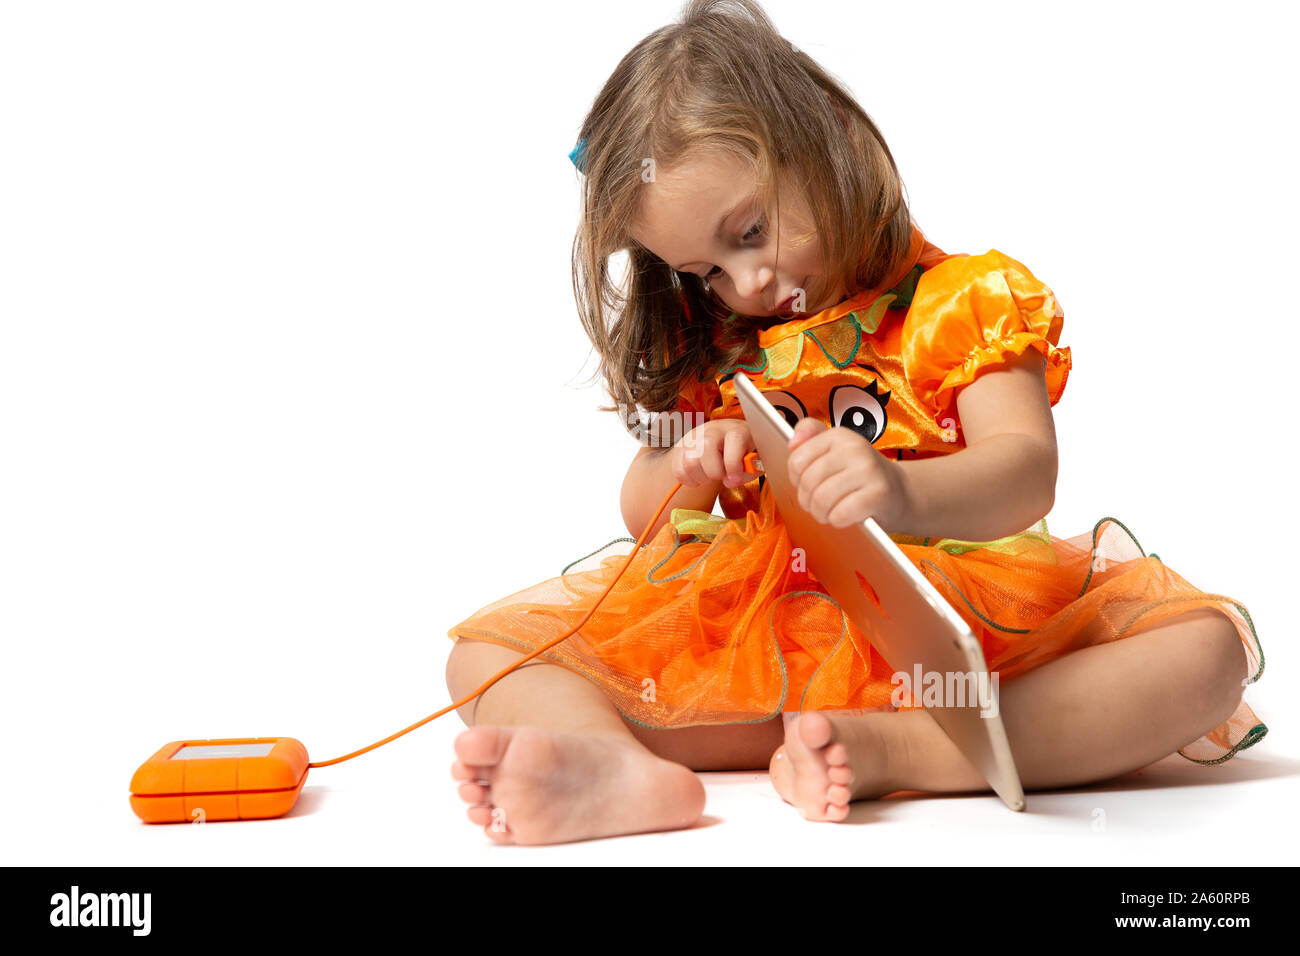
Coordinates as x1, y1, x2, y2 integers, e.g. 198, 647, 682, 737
2, 0, 1296, 866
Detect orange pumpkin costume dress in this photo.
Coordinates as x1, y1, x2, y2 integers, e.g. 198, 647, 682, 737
447, 224, 1267, 765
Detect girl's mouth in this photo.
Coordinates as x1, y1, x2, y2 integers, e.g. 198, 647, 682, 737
774, 278, 809, 315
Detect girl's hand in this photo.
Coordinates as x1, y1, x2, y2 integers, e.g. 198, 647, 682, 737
786, 418, 912, 530
670, 419, 756, 489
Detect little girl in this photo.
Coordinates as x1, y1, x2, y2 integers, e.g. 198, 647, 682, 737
444, 0, 1266, 846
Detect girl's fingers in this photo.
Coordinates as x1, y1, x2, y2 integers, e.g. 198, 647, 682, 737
720, 435, 739, 483
721, 425, 754, 484
788, 417, 827, 450
677, 446, 717, 487
675, 421, 751, 487
673, 434, 706, 486
794, 452, 850, 513
808, 470, 872, 525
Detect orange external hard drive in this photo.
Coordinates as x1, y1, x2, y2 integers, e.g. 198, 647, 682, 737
129, 737, 309, 823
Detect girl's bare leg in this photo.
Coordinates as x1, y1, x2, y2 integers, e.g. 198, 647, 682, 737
446, 637, 780, 844
770, 607, 1252, 820
621, 712, 785, 771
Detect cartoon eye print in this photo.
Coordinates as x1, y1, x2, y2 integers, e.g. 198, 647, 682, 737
829, 380, 891, 444
763, 390, 807, 430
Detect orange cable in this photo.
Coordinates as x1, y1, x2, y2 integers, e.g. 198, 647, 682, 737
306, 479, 686, 769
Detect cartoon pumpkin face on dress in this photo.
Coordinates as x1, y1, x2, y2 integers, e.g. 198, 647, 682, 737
723, 361, 893, 502
748, 366, 893, 442
710, 273, 959, 521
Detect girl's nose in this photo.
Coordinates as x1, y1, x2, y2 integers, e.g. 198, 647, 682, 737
736, 265, 775, 303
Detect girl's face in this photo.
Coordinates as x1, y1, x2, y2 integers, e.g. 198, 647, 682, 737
628, 149, 844, 322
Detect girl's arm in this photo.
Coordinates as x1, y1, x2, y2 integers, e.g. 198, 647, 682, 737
896, 348, 1060, 542
620, 443, 722, 541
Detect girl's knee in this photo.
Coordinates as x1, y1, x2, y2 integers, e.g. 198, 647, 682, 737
445, 637, 516, 705
1209, 616, 1250, 717
1176, 608, 1249, 722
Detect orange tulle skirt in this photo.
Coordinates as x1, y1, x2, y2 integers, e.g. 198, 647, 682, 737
447, 483, 1266, 765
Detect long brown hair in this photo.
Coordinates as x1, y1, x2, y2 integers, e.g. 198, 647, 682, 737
571, 0, 915, 441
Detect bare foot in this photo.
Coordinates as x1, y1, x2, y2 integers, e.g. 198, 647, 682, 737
768, 712, 896, 821
450, 726, 706, 845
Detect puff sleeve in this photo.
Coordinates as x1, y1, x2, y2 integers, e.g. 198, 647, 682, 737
901, 250, 1072, 426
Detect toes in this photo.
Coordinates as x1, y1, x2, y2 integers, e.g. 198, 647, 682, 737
780, 713, 867, 823
796, 711, 834, 751
451, 759, 492, 784
484, 806, 513, 843
458, 782, 490, 804
803, 799, 848, 822
454, 726, 510, 767
825, 741, 849, 766
466, 804, 493, 827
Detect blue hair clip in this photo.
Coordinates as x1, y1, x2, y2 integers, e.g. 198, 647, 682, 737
569, 136, 588, 173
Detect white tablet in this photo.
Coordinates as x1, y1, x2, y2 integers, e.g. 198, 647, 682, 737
733, 370, 1025, 812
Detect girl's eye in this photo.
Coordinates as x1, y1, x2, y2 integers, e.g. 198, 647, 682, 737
701, 215, 766, 281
